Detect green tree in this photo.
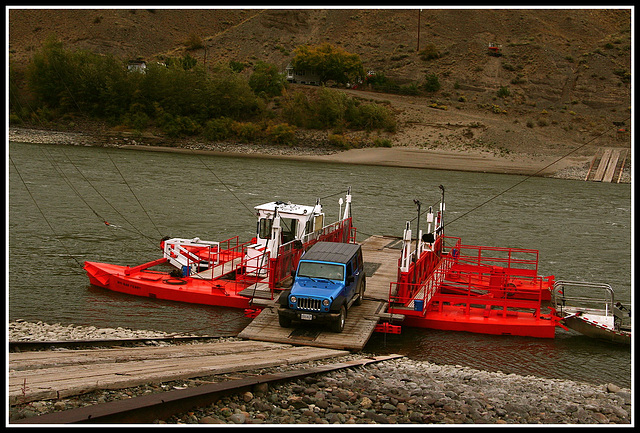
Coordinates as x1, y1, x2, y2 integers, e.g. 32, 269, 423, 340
249, 61, 287, 97
26, 36, 130, 117
291, 43, 364, 85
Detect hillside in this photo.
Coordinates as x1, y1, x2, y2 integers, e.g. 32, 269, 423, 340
8, 7, 632, 162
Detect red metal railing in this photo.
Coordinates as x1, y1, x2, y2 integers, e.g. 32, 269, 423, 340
269, 218, 354, 289
389, 236, 552, 318
394, 236, 458, 303
452, 243, 540, 276
175, 220, 356, 300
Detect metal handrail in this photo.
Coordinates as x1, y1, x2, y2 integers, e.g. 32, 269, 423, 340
553, 280, 615, 317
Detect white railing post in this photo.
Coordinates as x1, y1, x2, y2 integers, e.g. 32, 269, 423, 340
401, 221, 413, 272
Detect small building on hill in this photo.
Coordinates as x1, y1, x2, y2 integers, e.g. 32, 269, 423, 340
127, 60, 147, 73
285, 63, 321, 85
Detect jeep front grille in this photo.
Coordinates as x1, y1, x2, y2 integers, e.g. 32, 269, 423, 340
297, 297, 321, 311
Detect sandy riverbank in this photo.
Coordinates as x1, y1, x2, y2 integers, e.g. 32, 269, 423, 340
11, 127, 628, 182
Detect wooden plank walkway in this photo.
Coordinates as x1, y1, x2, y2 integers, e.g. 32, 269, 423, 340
9, 340, 349, 405
238, 235, 403, 351
586, 147, 627, 183
592, 148, 612, 181
602, 149, 621, 183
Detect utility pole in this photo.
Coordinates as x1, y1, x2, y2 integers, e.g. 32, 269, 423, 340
417, 9, 421, 52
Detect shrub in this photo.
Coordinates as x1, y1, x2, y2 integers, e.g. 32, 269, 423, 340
497, 86, 510, 98
282, 91, 313, 128
423, 73, 441, 92
429, 102, 447, 110
123, 111, 150, 131
229, 61, 246, 73
328, 133, 353, 149
265, 123, 297, 145
373, 137, 392, 147
9, 113, 22, 125
316, 87, 352, 128
291, 43, 364, 85
185, 34, 204, 50
399, 83, 420, 95
203, 117, 234, 141
491, 104, 506, 114
328, 133, 366, 149
162, 115, 200, 137
348, 102, 397, 132
231, 121, 262, 142
420, 44, 441, 61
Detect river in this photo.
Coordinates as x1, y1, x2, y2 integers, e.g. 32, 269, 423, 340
7, 141, 632, 388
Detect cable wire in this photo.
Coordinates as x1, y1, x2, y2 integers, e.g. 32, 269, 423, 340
446, 115, 631, 227
9, 155, 84, 269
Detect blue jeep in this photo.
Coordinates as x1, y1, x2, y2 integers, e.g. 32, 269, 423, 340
277, 241, 366, 333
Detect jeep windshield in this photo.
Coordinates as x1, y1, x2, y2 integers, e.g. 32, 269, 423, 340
297, 261, 344, 282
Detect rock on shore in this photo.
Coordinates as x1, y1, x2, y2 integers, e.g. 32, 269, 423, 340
8, 319, 193, 341
8, 321, 632, 425
173, 358, 632, 425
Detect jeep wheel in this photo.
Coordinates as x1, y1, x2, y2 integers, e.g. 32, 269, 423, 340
354, 280, 365, 306
331, 305, 346, 333
278, 313, 292, 328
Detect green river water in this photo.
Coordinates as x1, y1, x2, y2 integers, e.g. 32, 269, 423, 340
7, 141, 632, 388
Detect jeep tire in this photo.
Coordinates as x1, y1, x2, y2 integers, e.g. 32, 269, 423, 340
278, 313, 292, 328
331, 305, 347, 333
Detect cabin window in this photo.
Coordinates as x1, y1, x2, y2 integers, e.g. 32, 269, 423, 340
314, 214, 324, 232
258, 218, 272, 239
281, 218, 298, 244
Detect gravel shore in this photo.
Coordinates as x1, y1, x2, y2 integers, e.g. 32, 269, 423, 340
8, 321, 633, 425
9, 127, 631, 182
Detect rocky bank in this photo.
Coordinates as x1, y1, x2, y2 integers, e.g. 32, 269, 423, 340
8, 321, 633, 425
8, 127, 632, 183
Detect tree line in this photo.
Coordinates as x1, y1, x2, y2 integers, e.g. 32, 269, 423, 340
9, 37, 397, 147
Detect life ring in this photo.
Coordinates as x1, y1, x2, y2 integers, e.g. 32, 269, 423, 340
163, 278, 187, 285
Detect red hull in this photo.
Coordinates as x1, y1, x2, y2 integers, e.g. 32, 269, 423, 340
389, 234, 558, 338
84, 261, 254, 309
399, 304, 557, 339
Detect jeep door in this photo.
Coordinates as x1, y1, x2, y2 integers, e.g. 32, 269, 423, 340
345, 258, 359, 302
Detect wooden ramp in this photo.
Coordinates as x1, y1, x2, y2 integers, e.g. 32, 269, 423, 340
238, 236, 403, 351
585, 147, 628, 183
9, 340, 349, 405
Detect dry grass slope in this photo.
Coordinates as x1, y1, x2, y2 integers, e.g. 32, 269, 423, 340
8, 8, 632, 162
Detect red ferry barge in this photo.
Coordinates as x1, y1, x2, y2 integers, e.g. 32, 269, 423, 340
385, 186, 559, 338
85, 189, 356, 310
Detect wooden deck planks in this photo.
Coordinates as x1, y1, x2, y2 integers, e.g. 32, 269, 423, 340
602, 149, 621, 183
9, 341, 349, 405
238, 236, 402, 351
593, 148, 612, 182
237, 301, 384, 351
586, 147, 629, 183
359, 235, 401, 299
